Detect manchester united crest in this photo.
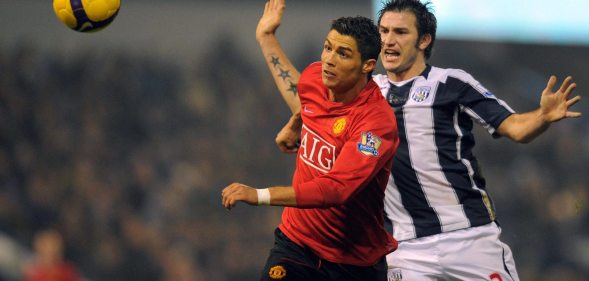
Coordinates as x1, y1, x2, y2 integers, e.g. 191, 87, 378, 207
268, 265, 287, 279
333, 117, 347, 135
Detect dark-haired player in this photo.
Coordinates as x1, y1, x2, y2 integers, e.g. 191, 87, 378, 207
222, 1, 400, 280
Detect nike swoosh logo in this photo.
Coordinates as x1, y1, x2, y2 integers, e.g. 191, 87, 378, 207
304, 106, 314, 114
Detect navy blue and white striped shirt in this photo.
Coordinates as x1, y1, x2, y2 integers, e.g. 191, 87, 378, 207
373, 65, 514, 241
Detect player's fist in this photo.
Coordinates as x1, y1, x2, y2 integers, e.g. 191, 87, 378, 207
221, 183, 258, 210
276, 113, 301, 153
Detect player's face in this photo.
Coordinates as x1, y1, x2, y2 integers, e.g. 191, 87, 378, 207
379, 11, 428, 81
321, 30, 367, 95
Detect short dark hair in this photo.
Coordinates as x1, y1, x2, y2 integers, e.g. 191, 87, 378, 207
330, 16, 381, 63
377, 0, 437, 59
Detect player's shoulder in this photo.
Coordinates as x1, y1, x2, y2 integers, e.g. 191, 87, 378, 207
300, 62, 323, 85
301, 61, 322, 77
371, 74, 392, 99
352, 105, 396, 139
299, 62, 324, 98
430, 66, 479, 85
356, 88, 395, 124
365, 101, 395, 123
371, 73, 389, 89
371, 67, 478, 86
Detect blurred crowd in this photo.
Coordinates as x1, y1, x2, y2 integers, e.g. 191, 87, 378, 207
0, 38, 588, 281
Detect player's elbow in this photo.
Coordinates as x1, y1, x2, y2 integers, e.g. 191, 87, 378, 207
321, 188, 355, 207
507, 133, 533, 143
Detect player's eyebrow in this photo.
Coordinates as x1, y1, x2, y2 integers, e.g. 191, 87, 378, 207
380, 24, 410, 32
325, 38, 353, 54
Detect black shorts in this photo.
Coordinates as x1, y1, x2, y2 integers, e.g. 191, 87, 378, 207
259, 228, 387, 281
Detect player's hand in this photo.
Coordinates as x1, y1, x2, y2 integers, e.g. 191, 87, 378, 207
276, 127, 300, 153
221, 183, 258, 210
276, 114, 301, 153
540, 75, 582, 122
256, 0, 286, 41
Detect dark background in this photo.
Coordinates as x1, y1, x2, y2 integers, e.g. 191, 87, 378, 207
0, 1, 587, 280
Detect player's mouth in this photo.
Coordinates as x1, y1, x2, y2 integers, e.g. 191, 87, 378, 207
383, 49, 400, 60
323, 69, 336, 79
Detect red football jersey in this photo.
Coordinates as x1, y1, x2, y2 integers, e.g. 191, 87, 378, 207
278, 62, 399, 266
24, 261, 82, 281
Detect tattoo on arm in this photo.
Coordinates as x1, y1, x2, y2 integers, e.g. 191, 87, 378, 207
271, 56, 280, 67
288, 82, 298, 95
278, 69, 291, 81
270, 55, 297, 96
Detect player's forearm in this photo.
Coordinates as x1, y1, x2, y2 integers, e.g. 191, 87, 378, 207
258, 35, 301, 114
267, 186, 298, 206
286, 112, 302, 130
498, 109, 550, 143
222, 183, 297, 209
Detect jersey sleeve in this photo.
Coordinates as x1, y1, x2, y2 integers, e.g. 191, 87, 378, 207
450, 70, 514, 137
294, 108, 399, 208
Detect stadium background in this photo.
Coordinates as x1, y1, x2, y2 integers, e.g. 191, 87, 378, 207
0, 0, 587, 280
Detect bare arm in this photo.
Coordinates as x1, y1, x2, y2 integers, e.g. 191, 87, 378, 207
256, 0, 301, 114
498, 76, 582, 143
275, 112, 302, 153
221, 183, 296, 210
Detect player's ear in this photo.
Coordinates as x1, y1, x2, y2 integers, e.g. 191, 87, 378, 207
418, 34, 432, 51
362, 59, 377, 74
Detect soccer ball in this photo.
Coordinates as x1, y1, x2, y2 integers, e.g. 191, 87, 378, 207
53, 0, 121, 32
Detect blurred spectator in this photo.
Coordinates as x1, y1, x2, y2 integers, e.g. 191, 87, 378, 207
23, 229, 81, 281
